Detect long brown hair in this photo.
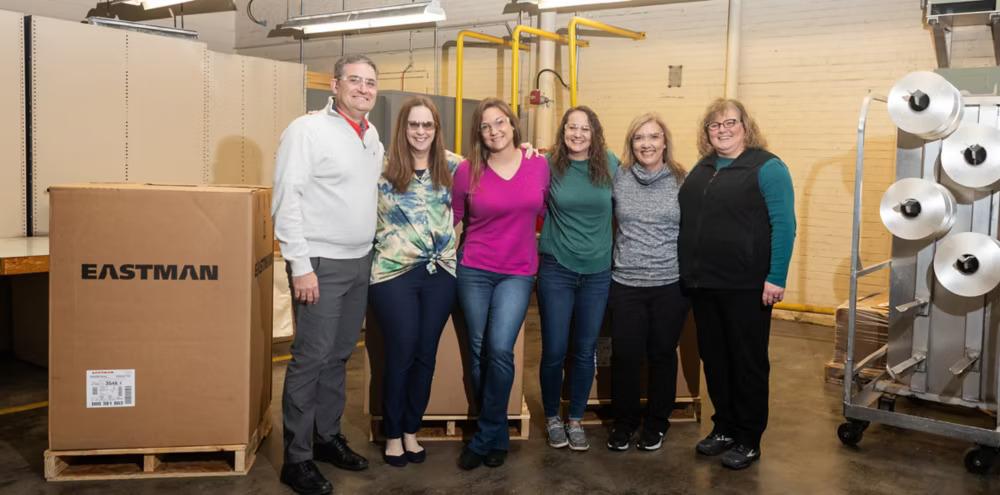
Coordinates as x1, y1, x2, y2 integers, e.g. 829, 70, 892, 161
621, 112, 686, 184
467, 98, 522, 193
384, 96, 450, 193
550, 106, 611, 187
696, 98, 768, 158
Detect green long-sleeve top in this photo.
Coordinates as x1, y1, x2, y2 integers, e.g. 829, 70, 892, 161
715, 156, 796, 287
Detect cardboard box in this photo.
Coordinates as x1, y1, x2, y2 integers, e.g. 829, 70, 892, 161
831, 292, 889, 373
574, 310, 701, 402
48, 184, 273, 451
364, 308, 525, 417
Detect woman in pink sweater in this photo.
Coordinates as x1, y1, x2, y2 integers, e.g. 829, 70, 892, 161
453, 98, 549, 470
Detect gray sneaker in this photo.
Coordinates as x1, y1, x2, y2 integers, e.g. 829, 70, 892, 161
566, 422, 590, 451
546, 416, 568, 448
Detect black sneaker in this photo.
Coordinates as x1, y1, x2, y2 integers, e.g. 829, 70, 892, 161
458, 446, 484, 470
635, 429, 665, 451
315, 434, 369, 471
606, 427, 633, 451
280, 460, 333, 495
696, 432, 735, 456
721, 444, 761, 470
483, 449, 507, 468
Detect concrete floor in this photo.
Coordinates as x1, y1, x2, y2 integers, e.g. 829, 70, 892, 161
2, 309, 1000, 494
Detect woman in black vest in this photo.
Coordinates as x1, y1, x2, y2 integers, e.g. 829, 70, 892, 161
678, 99, 796, 470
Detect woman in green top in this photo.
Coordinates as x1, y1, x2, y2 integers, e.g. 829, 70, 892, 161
538, 106, 618, 451
369, 96, 460, 467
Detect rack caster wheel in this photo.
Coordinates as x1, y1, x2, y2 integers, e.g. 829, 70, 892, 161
837, 420, 868, 446
964, 445, 999, 474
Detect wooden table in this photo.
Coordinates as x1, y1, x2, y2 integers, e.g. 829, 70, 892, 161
0, 237, 49, 275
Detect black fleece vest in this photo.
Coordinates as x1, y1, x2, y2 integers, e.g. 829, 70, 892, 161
678, 148, 776, 290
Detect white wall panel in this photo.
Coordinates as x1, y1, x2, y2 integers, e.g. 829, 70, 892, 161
0, 9, 25, 238
32, 16, 126, 235
126, 31, 207, 185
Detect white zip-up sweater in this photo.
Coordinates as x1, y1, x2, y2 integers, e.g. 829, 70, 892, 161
272, 97, 384, 277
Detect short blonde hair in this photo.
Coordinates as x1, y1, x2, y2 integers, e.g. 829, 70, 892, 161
696, 98, 768, 158
621, 112, 685, 184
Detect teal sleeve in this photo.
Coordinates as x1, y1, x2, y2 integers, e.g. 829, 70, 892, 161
758, 158, 796, 287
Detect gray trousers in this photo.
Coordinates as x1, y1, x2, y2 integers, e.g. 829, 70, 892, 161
283, 253, 371, 463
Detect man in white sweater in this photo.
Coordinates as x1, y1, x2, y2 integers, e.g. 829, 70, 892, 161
272, 54, 383, 495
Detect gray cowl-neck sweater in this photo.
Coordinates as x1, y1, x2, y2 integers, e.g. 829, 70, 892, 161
611, 164, 682, 287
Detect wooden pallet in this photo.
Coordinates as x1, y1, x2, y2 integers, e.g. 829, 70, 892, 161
566, 397, 702, 426
824, 360, 883, 385
370, 398, 530, 442
44, 415, 271, 482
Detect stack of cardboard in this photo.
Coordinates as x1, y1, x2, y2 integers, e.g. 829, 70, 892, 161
826, 292, 889, 384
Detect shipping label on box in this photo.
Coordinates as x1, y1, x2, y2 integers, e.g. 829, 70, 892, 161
86, 369, 135, 408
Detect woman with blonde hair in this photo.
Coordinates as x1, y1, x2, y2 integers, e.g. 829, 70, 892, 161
606, 112, 690, 453
679, 98, 795, 470
453, 97, 550, 470
369, 95, 461, 467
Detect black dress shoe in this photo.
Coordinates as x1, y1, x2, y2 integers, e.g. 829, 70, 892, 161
315, 434, 369, 471
280, 460, 332, 495
458, 446, 483, 470
404, 449, 426, 464
383, 451, 408, 468
483, 449, 507, 468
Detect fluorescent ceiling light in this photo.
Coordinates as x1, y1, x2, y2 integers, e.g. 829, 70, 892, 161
115, 0, 193, 9
277, 1, 446, 35
86, 16, 199, 39
538, 0, 631, 8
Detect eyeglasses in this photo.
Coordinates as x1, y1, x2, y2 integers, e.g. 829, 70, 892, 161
565, 124, 591, 134
480, 118, 509, 134
706, 118, 740, 131
632, 132, 664, 143
338, 75, 377, 89
407, 121, 435, 131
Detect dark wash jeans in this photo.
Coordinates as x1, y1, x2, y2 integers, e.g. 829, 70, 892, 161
456, 263, 533, 454
369, 266, 456, 438
536, 254, 611, 420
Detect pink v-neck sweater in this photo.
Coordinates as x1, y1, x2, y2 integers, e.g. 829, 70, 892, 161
453, 152, 550, 276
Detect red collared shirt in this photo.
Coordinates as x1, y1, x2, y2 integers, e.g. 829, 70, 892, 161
335, 107, 369, 139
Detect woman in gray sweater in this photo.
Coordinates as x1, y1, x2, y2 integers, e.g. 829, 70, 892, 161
606, 112, 690, 452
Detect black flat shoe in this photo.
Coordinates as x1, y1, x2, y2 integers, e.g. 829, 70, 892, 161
458, 446, 483, 470
383, 452, 408, 468
483, 449, 507, 468
404, 449, 426, 463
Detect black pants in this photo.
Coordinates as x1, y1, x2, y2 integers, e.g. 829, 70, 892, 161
609, 281, 689, 434
369, 267, 456, 438
690, 288, 772, 450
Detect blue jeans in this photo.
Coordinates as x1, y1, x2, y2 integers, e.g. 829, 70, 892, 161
456, 264, 534, 454
536, 254, 611, 420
